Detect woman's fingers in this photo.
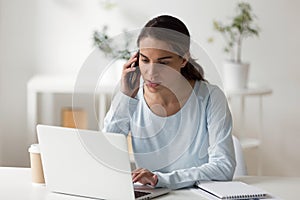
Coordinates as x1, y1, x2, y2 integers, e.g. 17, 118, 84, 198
132, 168, 158, 186
131, 168, 143, 179
132, 170, 146, 182
121, 51, 140, 97
133, 173, 156, 186
123, 52, 138, 70
122, 65, 137, 77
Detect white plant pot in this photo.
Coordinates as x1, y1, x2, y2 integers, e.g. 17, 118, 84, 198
222, 61, 250, 90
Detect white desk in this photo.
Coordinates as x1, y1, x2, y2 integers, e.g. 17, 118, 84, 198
1, 167, 299, 200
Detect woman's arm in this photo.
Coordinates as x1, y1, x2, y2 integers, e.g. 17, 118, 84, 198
103, 53, 140, 134
152, 86, 236, 189
103, 92, 138, 134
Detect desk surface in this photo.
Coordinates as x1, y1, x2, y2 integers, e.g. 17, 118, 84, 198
1, 167, 299, 200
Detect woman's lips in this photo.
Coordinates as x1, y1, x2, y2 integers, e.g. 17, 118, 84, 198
146, 81, 161, 88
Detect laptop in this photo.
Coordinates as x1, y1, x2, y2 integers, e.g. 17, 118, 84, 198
37, 125, 170, 200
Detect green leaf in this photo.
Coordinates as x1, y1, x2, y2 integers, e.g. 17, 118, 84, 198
93, 25, 133, 60
209, 1, 260, 62
207, 37, 214, 43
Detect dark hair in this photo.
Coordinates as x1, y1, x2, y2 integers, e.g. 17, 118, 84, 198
137, 15, 205, 81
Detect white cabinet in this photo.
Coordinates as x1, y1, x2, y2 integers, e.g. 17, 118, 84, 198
27, 75, 114, 144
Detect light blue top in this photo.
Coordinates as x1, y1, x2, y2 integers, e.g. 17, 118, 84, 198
103, 81, 236, 189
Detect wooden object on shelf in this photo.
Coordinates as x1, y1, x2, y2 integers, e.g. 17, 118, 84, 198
61, 107, 87, 129
127, 132, 133, 154
127, 132, 136, 169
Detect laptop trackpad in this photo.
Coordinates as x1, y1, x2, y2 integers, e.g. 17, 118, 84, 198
134, 183, 171, 199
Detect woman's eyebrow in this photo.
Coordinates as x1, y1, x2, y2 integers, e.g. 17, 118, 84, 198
157, 56, 173, 60
140, 53, 173, 60
140, 53, 148, 59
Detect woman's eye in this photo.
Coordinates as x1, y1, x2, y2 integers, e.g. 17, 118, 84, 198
159, 61, 168, 65
141, 59, 149, 63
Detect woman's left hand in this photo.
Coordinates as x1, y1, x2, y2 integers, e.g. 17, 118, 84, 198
132, 168, 158, 186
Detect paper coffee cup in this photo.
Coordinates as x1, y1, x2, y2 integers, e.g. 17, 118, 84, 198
28, 144, 45, 184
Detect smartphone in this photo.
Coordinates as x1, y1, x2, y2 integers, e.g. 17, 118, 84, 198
128, 51, 140, 89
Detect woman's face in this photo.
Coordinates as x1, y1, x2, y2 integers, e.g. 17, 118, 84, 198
138, 37, 188, 92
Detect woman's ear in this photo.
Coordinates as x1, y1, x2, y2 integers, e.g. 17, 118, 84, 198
181, 52, 190, 68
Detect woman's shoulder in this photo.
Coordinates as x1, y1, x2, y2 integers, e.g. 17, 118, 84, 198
195, 80, 226, 99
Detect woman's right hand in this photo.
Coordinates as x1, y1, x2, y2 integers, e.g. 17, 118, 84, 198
121, 52, 141, 97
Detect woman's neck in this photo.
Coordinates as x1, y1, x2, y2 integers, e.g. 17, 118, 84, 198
144, 80, 195, 107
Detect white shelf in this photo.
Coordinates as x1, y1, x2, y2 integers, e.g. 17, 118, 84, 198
225, 83, 272, 98
27, 75, 115, 144
240, 138, 261, 149
226, 83, 273, 175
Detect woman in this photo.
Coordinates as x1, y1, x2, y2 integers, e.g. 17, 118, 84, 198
103, 15, 236, 189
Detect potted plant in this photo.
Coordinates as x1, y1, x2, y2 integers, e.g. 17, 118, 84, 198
93, 25, 132, 60
93, 26, 134, 83
211, 2, 260, 90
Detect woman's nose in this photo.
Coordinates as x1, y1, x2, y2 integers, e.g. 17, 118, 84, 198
145, 63, 161, 76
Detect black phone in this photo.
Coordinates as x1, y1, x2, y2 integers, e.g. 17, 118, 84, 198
128, 51, 140, 89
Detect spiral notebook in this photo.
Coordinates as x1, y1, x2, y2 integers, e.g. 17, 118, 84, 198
196, 181, 268, 199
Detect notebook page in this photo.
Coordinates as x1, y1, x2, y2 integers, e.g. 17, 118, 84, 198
196, 181, 268, 199
191, 188, 280, 200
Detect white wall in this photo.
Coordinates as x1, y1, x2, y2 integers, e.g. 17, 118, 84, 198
0, 0, 132, 166
0, 0, 38, 165
0, 0, 299, 176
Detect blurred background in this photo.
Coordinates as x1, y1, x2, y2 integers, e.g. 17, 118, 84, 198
0, 0, 299, 177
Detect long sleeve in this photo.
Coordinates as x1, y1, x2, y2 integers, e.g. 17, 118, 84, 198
103, 92, 139, 135
153, 86, 236, 190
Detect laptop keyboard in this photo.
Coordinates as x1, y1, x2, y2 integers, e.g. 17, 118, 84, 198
134, 191, 151, 198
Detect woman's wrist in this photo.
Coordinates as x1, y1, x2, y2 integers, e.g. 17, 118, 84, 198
152, 174, 158, 186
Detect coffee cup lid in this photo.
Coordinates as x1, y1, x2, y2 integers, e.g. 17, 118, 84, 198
28, 144, 40, 153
